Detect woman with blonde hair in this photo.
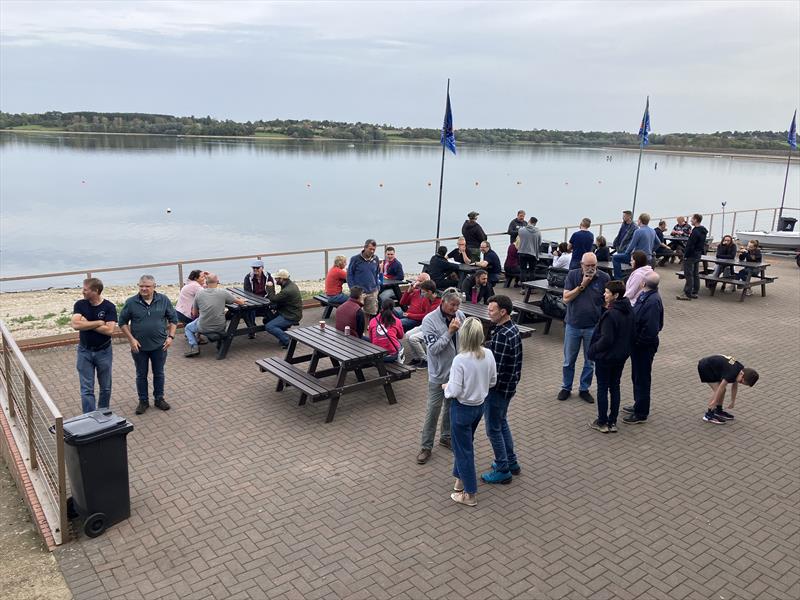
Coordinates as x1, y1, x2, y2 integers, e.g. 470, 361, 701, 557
444, 317, 497, 506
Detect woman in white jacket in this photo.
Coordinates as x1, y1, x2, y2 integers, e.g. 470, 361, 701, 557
444, 317, 497, 506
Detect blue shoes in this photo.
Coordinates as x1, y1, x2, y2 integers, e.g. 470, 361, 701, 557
481, 469, 513, 484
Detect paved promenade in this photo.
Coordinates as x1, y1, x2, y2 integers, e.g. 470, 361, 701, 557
25, 258, 800, 599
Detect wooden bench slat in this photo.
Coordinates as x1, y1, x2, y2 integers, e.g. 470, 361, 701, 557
256, 357, 332, 398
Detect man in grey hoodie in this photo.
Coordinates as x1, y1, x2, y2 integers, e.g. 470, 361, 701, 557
417, 289, 466, 464
516, 217, 542, 283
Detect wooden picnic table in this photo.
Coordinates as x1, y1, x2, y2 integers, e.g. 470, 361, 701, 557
380, 278, 411, 299
208, 287, 273, 360
458, 302, 535, 338
418, 260, 479, 285
521, 279, 563, 303
257, 325, 414, 422
695, 255, 775, 301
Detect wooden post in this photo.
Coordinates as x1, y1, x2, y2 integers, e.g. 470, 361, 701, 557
55, 417, 68, 543
24, 373, 37, 470
177, 263, 184, 288
86, 272, 91, 280
324, 250, 330, 276
3, 340, 14, 418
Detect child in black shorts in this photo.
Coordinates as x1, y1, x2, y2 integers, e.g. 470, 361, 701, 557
697, 355, 759, 424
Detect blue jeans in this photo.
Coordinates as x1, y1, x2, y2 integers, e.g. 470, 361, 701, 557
450, 400, 484, 495
131, 347, 166, 403
612, 252, 631, 279
400, 317, 420, 331
420, 381, 451, 449
596, 361, 625, 425
325, 293, 348, 305
76, 345, 113, 413
264, 314, 294, 346
484, 389, 517, 472
562, 324, 595, 392
184, 319, 201, 347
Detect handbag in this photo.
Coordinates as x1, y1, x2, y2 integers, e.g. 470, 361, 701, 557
547, 268, 569, 288
541, 291, 567, 319
377, 320, 405, 362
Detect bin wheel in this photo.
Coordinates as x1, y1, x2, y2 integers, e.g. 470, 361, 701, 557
84, 512, 107, 538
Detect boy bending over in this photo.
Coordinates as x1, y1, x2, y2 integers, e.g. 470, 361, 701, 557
698, 355, 759, 424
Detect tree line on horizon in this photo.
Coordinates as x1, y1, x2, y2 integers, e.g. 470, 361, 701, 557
0, 110, 792, 151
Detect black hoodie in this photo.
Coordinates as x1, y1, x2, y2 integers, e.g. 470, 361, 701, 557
462, 220, 487, 249
588, 297, 634, 365
683, 225, 708, 259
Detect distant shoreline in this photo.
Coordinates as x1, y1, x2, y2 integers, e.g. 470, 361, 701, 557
2, 128, 796, 163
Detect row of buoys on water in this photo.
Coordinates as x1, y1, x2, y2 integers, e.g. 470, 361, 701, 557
298, 179, 607, 188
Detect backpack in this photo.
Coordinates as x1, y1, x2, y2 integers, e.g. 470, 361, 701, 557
541, 291, 566, 319
547, 268, 569, 289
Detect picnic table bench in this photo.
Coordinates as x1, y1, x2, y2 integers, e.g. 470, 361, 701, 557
458, 302, 535, 338
675, 255, 776, 301
208, 288, 274, 360
256, 325, 415, 422
419, 260, 479, 285
314, 280, 411, 319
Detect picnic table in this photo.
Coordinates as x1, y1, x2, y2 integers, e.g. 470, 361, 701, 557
256, 325, 414, 423
419, 260, 479, 285
207, 287, 273, 360
458, 302, 535, 338
521, 279, 563, 303
380, 278, 411, 300
692, 254, 776, 301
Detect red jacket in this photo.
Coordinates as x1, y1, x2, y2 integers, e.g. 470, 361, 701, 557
399, 288, 441, 322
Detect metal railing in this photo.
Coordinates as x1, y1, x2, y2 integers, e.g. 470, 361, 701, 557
0, 320, 68, 545
0, 205, 796, 290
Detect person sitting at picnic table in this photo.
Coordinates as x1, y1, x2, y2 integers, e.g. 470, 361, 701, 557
445, 316, 497, 507
184, 273, 245, 357
462, 211, 487, 262
594, 236, 611, 262
369, 299, 405, 362
506, 209, 527, 244
378, 246, 405, 304
668, 216, 692, 262
504, 238, 521, 287
624, 250, 653, 305
324, 255, 349, 305
613, 213, 657, 279
264, 269, 303, 349
399, 278, 440, 331
243, 259, 275, 338
654, 220, 675, 266
568, 218, 595, 270
698, 354, 759, 424
551, 242, 572, 270
611, 210, 634, 251
736, 239, 762, 296
427, 245, 460, 291
447, 237, 471, 264
460, 269, 493, 304
335, 286, 366, 338
176, 269, 206, 324
476, 241, 502, 286
712, 235, 737, 276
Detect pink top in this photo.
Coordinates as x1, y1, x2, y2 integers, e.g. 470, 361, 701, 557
368, 316, 404, 355
176, 280, 203, 316
624, 265, 653, 305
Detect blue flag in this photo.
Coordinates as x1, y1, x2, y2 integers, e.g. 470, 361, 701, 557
441, 91, 456, 155
789, 110, 797, 150
638, 96, 651, 146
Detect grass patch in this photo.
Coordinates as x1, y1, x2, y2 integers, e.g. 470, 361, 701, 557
12, 314, 36, 324
301, 290, 324, 300
42, 312, 57, 319
55, 315, 71, 327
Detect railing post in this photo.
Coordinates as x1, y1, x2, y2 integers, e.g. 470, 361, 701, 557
771, 209, 778, 231
177, 263, 184, 288
24, 373, 37, 470
752, 210, 758, 230
86, 272, 91, 280
599, 224, 604, 237
3, 338, 14, 418
709, 214, 715, 239
563, 227, 568, 242
731, 212, 737, 236
324, 250, 330, 276
55, 416, 68, 542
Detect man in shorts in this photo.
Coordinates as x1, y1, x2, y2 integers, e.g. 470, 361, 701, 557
697, 355, 759, 424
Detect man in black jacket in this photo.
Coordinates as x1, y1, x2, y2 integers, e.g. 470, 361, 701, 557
460, 270, 493, 304
623, 272, 663, 423
427, 246, 459, 291
507, 210, 527, 243
676, 214, 708, 301
462, 211, 487, 262
477, 241, 502, 286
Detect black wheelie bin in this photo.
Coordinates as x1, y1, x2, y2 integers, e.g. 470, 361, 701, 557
59, 409, 134, 537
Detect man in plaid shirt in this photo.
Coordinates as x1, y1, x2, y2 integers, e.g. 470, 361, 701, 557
481, 294, 523, 484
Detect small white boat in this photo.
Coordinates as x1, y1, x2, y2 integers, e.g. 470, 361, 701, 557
735, 230, 800, 250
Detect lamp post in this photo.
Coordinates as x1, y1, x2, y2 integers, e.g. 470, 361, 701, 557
721, 201, 727, 237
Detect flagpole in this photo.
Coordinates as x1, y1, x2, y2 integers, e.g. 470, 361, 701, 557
435, 78, 450, 248
631, 96, 648, 216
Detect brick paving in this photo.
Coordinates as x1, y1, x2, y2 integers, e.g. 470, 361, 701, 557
25, 258, 800, 599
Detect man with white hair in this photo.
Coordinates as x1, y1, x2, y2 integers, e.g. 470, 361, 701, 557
118, 275, 178, 415
184, 273, 245, 357
265, 269, 303, 348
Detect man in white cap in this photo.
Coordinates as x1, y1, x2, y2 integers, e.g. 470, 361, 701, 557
243, 259, 274, 338
265, 269, 303, 348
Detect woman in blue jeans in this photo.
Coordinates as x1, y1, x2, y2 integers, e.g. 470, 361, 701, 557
443, 317, 497, 506
587, 280, 634, 433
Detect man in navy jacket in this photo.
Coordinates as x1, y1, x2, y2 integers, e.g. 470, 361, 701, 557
348, 239, 380, 321
623, 272, 664, 423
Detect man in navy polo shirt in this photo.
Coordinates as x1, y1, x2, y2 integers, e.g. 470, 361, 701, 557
568, 218, 595, 270
71, 278, 118, 413
558, 252, 610, 403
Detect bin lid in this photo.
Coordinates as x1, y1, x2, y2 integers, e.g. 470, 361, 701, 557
62, 410, 133, 445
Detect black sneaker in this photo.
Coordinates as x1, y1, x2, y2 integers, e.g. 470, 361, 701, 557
703, 412, 725, 424
557, 389, 571, 401
154, 398, 171, 411
579, 390, 595, 404
623, 413, 647, 424
690, 294, 699, 299
408, 358, 421, 366
622, 405, 635, 414
715, 408, 735, 420
676, 295, 692, 301
439, 438, 452, 450
712, 411, 731, 422
417, 360, 428, 369
607, 423, 618, 433
135, 402, 149, 415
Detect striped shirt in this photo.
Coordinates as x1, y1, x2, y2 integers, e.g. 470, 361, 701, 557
487, 320, 523, 399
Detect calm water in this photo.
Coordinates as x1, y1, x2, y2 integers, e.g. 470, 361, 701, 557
1, 132, 798, 291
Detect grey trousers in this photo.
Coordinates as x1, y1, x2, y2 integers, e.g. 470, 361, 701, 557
421, 381, 451, 450
403, 326, 426, 363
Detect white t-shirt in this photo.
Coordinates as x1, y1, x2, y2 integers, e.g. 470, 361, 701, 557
552, 253, 572, 269
444, 349, 497, 406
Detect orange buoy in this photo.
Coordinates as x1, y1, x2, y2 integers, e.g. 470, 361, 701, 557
427, 181, 432, 186
379, 182, 384, 187
475, 181, 479, 186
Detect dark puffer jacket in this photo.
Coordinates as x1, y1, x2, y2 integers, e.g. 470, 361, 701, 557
588, 297, 634, 365
462, 220, 487, 249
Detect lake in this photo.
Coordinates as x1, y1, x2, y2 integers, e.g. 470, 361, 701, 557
1, 132, 797, 291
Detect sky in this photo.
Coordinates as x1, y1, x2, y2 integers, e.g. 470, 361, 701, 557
1, 1, 798, 134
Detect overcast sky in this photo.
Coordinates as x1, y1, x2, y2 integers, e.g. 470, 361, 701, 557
1, 1, 798, 133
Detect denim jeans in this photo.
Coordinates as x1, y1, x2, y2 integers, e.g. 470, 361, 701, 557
264, 314, 295, 346
683, 257, 701, 295
131, 347, 166, 403
484, 389, 517, 472
595, 361, 625, 425
400, 317, 421, 331
450, 400, 484, 495
184, 319, 201, 347
77, 345, 113, 413
325, 293, 348, 305
562, 324, 595, 392
420, 381, 451, 449
612, 252, 631, 279
631, 343, 657, 418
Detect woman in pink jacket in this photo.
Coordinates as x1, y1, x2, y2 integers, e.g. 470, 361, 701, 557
624, 250, 653, 305
368, 299, 405, 362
